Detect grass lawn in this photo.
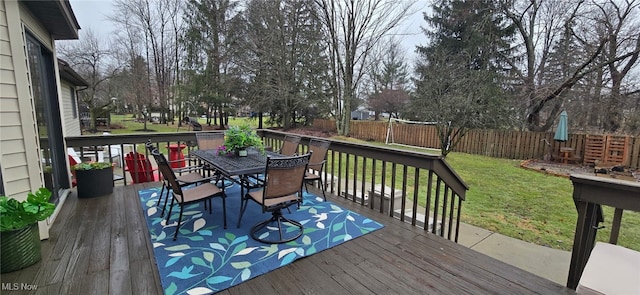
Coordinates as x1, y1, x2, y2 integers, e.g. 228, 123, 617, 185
446, 153, 639, 252
95, 114, 266, 134
334, 138, 640, 252
85, 119, 640, 251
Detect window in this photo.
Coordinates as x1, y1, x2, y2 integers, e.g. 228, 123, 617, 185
70, 86, 78, 119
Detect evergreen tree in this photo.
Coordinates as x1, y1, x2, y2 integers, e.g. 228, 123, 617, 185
411, 0, 516, 157
182, 0, 241, 128
240, 0, 330, 129
368, 41, 410, 119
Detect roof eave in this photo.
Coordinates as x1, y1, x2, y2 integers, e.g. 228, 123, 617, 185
21, 0, 81, 40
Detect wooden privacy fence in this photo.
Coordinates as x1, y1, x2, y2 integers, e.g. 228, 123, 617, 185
313, 119, 640, 169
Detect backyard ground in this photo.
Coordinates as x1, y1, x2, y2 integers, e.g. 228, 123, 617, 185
520, 159, 594, 178
280, 126, 338, 138
522, 158, 640, 181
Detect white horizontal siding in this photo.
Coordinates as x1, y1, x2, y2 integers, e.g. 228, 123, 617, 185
0, 111, 20, 126
0, 81, 17, 96
1, 139, 27, 154
60, 81, 81, 136
0, 23, 8, 41
0, 125, 23, 141
0, 53, 13, 70
0, 68, 15, 83
0, 40, 12, 53
2, 151, 27, 169
0, 1, 6, 33
4, 177, 31, 196
0, 95, 19, 110
0, 0, 33, 200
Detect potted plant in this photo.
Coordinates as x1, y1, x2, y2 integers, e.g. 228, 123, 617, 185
223, 124, 265, 156
72, 162, 114, 198
0, 188, 55, 273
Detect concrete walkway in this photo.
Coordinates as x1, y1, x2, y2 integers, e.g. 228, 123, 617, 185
457, 222, 571, 286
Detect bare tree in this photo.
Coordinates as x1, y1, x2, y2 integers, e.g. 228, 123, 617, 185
112, 0, 181, 124
592, 0, 640, 132
368, 89, 409, 119
58, 29, 116, 132
499, 0, 592, 131
314, 0, 416, 136
500, 0, 640, 132
110, 2, 153, 127
367, 39, 409, 120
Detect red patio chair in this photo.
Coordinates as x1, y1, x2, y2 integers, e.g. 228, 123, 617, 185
68, 155, 80, 187
124, 152, 159, 183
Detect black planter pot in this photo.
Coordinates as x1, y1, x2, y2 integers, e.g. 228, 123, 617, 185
75, 168, 114, 198
1, 223, 41, 273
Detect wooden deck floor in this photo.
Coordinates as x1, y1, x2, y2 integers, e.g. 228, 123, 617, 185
1, 183, 572, 294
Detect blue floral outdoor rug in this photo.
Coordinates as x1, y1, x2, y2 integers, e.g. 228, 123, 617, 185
138, 185, 383, 295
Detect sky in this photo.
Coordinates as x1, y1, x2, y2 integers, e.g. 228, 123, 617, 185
69, 0, 115, 37
67, 0, 429, 65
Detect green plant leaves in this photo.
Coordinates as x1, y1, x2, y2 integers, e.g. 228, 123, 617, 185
0, 188, 55, 231
72, 162, 112, 170
223, 124, 265, 154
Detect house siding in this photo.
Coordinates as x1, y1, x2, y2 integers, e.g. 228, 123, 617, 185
1, 0, 81, 240
1, 0, 75, 240
1, 0, 43, 200
1, 1, 25, 196
60, 80, 81, 136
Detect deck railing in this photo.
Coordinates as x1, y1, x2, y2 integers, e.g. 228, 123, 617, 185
261, 129, 468, 242
64, 129, 468, 242
66, 132, 204, 185
566, 174, 640, 289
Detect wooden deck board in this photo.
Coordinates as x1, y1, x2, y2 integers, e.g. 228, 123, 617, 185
354, 236, 476, 294
1, 184, 571, 294
307, 247, 387, 294
33, 281, 61, 295
109, 183, 131, 295
124, 182, 163, 295
88, 191, 112, 274
59, 192, 103, 295
348, 225, 489, 294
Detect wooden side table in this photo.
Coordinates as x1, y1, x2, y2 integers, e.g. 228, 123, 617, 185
561, 147, 575, 164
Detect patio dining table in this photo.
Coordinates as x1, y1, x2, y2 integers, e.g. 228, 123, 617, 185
190, 148, 285, 202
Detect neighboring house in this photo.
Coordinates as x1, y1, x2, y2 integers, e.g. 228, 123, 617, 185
0, 0, 80, 239
351, 109, 372, 120
58, 58, 88, 137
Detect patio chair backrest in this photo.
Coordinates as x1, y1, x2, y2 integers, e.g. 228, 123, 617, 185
196, 132, 225, 150
307, 139, 330, 173
262, 153, 311, 201
145, 140, 156, 154
153, 150, 185, 199
280, 135, 301, 156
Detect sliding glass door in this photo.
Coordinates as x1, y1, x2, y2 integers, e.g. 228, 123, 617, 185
26, 33, 69, 204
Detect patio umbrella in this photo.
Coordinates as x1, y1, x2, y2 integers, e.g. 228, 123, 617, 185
554, 110, 568, 142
